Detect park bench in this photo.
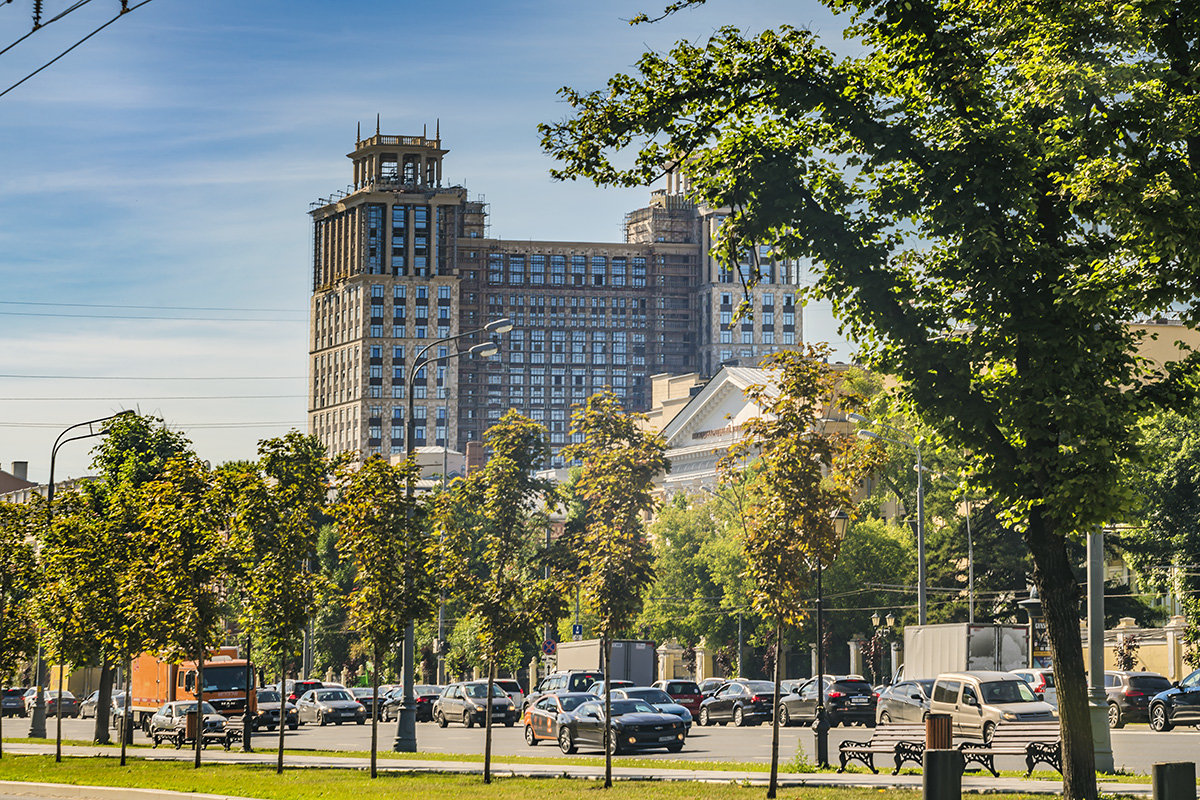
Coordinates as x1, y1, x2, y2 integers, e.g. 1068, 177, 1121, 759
838, 722, 927, 774
958, 720, 1061, 777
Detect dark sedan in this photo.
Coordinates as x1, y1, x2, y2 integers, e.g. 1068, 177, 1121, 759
875, 679, 934, 725
698, 680, 775, 727
295, 688, 366, 726
351, 687, 387, 719
778, 676, 876, 727
253, 688, 298, 731
556, 699, 685, 754
1149, 668, 1200, 731
1105, 670, 1171, 728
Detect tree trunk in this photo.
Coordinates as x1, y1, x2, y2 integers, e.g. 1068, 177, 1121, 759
1026, 510, 1096, 800
768, 616, 783, 799
242, 633, 252, 752
370, 641, 379, 779
120, 659, 131, 767
94, 658, 113, 745
484, 659, 495, 784
276, 645, 286, 775
194, 648, 204, 769
603, 637, 612, 789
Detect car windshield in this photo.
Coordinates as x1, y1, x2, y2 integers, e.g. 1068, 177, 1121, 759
463, 684, 508, 699
351, 688, 374, 697
626, 689, 673, 704
915, 680, 935, 696
316, 690, 352, 702
201, 665, 247, 693
3, 689, 24, 698
47, 691, 74, 699
667, 682, 700, 694
1130, 676, 1172, 692
414, 685, 439, 695
833, 680, 871, 692
610, 700, 657, 715
560, 696, 587, 712
177, 702, 218, 714
495, 680, 521, 691
746, 681, 775, 693
568, 674, 603, 692
258, 691, 281, 703
1040, 673, 1055, 688
981, 681, 1037, 704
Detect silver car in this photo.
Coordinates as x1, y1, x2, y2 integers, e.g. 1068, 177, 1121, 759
929, 671, 1056, 742
295, 688, 366, 726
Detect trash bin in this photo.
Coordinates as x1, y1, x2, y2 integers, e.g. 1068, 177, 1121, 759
186, 710, 199, 742
926, 713, 952, 749
115, 713, 133, 745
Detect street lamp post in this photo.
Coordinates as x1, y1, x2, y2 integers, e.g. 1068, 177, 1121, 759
394, 318, 510, 753
849, 415, 927, 625
814, 508, 850, 768
34, 411, 132, 758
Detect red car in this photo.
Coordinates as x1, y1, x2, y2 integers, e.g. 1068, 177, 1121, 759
652, 680, 704, 715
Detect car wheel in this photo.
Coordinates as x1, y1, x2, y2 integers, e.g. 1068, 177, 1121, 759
524, 725, 538, 746
1150, 703, 1174, 732
436, 711, 447, 728
777, 705, 791, 727
879, 711, 892, 726
504, 719, 514, 728
1107, 703, 1124, 729
288, 722, 297, 731
828, 713, 841, 728
558, 727, 576, 754
699, 707, 711, 727
607, 731, 622, 755
666, 743, 683, 753
335, 720, 342, 726
174, 733, 183, 749
733, 706, 746, 727
356, 718, 364, 725
318, 713, 326, 727
463, 710, 474, 728
982, 721, 996, 744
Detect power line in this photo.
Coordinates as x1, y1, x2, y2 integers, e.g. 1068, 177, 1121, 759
0, 373, 304, 380
0, 0, 96, 58
0, 420, 306, 429
1, 0, 159, 101
0, 394, 305, 401
0, 310, 302, 322
0, 300, 302, 313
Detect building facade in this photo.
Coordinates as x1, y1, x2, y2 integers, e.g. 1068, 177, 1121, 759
308, 129, 805, 465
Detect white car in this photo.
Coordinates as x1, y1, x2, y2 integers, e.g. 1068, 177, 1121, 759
494, 679, 524, 709
1009, 669, 1057, 708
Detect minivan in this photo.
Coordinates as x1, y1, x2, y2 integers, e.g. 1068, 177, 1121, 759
929, 671, 1056, 742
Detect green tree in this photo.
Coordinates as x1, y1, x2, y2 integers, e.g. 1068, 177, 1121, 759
434, 410, 564, 783
221, 431, 331, 772
561, 391, 668, 787
121, 455, 230, 769
0, 501, 39, 757
539, 5, 1200, 794
330, 455, 435, 778
720, 345, 874, 797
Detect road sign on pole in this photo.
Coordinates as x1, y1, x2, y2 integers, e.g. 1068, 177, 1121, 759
571, 624, 583, 641
541, 639, 557, 657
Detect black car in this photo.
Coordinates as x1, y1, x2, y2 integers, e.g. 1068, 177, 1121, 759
2, 688, 26, 718
253, 688, 298, 731
778, 676, 876, 727
434, 681, 518, 728
1105, 670, 1172, 728
697, 680, 775, 727
379, 685, 443, 722
1148, 668, 1200, 731
525, 670, 604, 711
283, 679, 323, 704
350, 687, 387, 719
875, 679, 934, 725
556, 698, 685, 754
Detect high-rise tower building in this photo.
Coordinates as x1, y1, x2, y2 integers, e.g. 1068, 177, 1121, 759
308, 128, 804, 466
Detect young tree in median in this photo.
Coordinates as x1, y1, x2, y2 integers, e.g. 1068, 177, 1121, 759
561, 391, 668, 788
434, 410, 565, 783
720, 346, 876, 798
539, 5, 1200, 795
221, 431, 331, 773
0, 502, 38, 758
122, 455, 230, 769
331, 455, 435, 779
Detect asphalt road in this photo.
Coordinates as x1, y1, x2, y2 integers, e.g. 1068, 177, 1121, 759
26, 714, 1200, 775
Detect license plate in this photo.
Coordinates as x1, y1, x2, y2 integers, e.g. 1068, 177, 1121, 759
658, 735, 676, 742
851, 697, 868, 704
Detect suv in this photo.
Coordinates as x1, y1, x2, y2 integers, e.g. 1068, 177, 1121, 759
778, 675, 876, 727
283, 679, 323, 704
1105, 670, 1171, 728
1010, 669, 1057, 707
1148, 667, 1200, 732
525, 670, 604, 710
2, 688, 26, 718
929, 671, 1056, 742
434, 681, 518, 728
652, 680, 704, 715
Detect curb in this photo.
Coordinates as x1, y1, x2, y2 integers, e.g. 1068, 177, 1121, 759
0, 780, 244, 800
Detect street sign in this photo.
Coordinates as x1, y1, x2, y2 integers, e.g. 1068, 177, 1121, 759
541, 639, 557, 656
571, 624, 583, 641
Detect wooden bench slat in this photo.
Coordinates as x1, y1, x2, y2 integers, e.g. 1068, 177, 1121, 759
838, 724, 926, 775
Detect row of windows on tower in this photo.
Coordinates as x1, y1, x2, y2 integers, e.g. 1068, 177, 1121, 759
485, 254, 650, 287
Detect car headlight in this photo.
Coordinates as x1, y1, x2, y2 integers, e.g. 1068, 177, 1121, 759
681, 710, 692, 721
506, 703, 514, 710
1001, 712, 1017, 721
356, 704, 365, 712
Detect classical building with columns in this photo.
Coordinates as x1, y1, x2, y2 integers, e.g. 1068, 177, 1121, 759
307, 126, 806, 465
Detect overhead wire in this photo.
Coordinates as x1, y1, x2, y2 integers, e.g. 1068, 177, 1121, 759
0, 373, 304, 380
0, 0, 96, 58
0, 300, 302, 313
1, 0, 159, 100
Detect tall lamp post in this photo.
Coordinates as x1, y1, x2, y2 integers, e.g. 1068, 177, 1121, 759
848, 414, 927, 625
33, 411, 132, 759
394, 318, 511, 753
814, 508, 850, 768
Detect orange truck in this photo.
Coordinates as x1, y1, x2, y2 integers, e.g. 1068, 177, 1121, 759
129, 648, 256, 729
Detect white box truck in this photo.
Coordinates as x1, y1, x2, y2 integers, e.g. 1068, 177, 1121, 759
900, 623, 1029, 681
555, 639, 656, 686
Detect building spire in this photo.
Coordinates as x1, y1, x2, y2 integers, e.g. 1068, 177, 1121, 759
356, 121, 361, 144
436, 118, 440, 140
375, 113, 380, 136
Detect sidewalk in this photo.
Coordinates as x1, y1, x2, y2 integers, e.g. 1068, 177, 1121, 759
0, 742, 1154, 797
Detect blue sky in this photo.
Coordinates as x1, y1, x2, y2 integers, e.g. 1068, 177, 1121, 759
1, 0, 854, 482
